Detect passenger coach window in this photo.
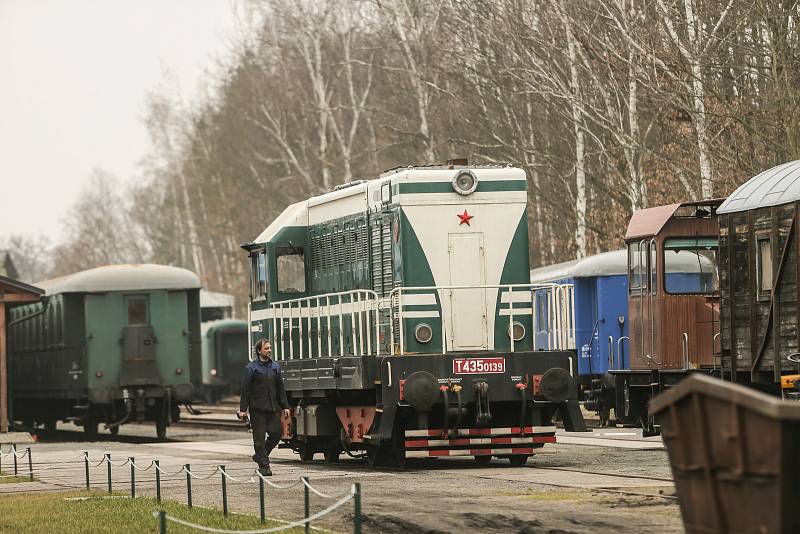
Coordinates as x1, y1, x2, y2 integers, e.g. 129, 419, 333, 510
663, 237, 719, 294
277, 249, 306, 293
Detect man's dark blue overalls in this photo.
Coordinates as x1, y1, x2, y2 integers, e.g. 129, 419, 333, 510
240, 348, 290, 476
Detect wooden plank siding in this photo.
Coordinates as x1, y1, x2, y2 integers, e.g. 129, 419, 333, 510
719, 203, 800, 382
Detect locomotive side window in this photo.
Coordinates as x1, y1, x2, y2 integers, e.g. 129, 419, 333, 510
277, 249, 306, 293
250, 251, 268, 299
663, 237, 719, 294
628, 242, 645, 293
126, 296, 149, 325
757, 237, 773, 296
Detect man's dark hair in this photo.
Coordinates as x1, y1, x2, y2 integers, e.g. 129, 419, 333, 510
255, 338, 271, 354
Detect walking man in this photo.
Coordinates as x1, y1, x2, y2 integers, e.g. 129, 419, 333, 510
239, 339, 291, 476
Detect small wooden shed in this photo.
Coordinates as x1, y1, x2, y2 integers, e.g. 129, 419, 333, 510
0, 275, 44, 432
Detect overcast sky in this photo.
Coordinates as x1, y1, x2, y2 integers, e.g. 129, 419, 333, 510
0, 0, 247, 243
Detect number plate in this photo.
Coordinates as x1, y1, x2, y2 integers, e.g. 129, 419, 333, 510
452, 357, 506, 375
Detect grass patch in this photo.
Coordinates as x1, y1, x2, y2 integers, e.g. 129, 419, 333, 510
0, 490, 308, 533
0, 471, 34, 484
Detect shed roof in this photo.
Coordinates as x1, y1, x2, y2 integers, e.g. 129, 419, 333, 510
0, 275, 44, 298
717, 160, 800, 214
36, 264, 201, 295
200, 290, 235, 309
530, 249, 627, 283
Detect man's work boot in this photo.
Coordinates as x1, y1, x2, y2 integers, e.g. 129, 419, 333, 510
259, 466, 273, 477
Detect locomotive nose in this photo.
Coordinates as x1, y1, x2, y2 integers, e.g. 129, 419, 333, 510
539, 368, 573, 403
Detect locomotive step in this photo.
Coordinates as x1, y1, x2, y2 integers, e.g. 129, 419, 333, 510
406, 446, 541, 458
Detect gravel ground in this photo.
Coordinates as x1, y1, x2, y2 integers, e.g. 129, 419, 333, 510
4, 423, 683, 533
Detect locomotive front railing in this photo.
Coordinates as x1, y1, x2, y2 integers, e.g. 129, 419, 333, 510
266, 289, 380, 360
388, 283, 575, 356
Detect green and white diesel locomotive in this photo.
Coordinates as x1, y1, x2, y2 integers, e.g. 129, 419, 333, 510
244, 163, 586, 466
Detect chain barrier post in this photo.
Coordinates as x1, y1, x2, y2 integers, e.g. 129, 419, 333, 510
106, 454, 112, 494
158, 510, 166, 534
129, 457, 135, 498
259, 475, 265, 524
155, 460, 161, 502
13, 444, 18, 476
220, 465, 228, 517
26, 448, 33, 481
84, 452, 90, 489
303, 476, 310, 534
185, 464, 192, 509
353, 482, 362, 534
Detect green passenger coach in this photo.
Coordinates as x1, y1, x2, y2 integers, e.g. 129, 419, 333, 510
8, 264, 201, 439
243, 163, 587, 466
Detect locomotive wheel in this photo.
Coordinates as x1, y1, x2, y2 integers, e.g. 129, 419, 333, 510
84, 419, 99, 441
366, 444, 388, 467
45, 419, 58, 433
474, 455, 492, 466
300, 442, 316, 462
155, 418, 167, 440
323, 449, 340, 463
508, 454, 529, 467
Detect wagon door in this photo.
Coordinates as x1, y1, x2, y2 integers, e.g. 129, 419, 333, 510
447, 233, 488, 351
120, 295, 161, 385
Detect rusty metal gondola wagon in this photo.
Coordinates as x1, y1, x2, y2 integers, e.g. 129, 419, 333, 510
650, 374, 800, 534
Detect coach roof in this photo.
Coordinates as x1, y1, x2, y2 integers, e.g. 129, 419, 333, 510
718, 160, 800, 214
36, 264, 201, 295
530, 249, 627, 283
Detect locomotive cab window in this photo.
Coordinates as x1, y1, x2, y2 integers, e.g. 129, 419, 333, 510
250, 250, 268, 299
663, 237, 719, 294
277, 247, 306, 294
628, 242, 646, 293
126, 296, 149, 326
757, 236, 773, 296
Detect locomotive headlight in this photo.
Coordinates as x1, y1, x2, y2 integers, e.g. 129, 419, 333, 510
451, 170, 478, 195
507, 321, 525, 342
414, 323, 433, 343
175, 368, 183, 375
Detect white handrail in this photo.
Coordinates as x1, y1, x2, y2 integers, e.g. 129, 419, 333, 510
267, 290, 380, 360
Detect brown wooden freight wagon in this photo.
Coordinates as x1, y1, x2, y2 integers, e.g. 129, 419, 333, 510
717, 160, 800, 394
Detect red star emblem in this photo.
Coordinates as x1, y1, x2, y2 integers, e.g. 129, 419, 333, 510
457, 210, 474, 226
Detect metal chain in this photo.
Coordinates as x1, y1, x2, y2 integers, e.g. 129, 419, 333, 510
184, 465, 221, 480
300, 477, 347, 499
251, 471, 303, 490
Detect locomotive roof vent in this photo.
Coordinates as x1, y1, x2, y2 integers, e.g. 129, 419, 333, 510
452, 169, 478, 195
447, 157, 468, 167
332, 179, 368, 192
